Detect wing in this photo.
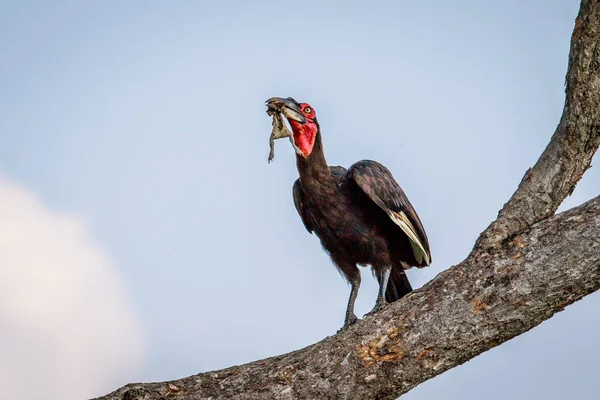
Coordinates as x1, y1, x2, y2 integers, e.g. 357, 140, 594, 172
347, 160, 431, 266
293, 166, 347, 234
293, 178, 314, 233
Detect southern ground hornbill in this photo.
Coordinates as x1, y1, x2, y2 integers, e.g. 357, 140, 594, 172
266, 97, 432, 330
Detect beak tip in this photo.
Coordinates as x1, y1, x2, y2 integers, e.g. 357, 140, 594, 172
265, 96, 305, 124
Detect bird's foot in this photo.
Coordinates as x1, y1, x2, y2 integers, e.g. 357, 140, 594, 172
337, 313, 359, 333
363, 300, 387, 318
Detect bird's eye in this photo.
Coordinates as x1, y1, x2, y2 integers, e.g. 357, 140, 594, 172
304, 107, 311, 114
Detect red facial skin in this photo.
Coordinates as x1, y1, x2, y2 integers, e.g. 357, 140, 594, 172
288, 103, 318, 158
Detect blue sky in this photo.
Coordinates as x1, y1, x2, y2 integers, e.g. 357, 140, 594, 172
1, 1, 599, 399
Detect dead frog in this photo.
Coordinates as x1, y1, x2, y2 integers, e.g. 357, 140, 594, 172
266, 103, 292, 163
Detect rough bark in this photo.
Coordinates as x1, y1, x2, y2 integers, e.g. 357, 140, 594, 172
474, 0, 600, 251
94, 1, 600, 399
97, 197, 600, 400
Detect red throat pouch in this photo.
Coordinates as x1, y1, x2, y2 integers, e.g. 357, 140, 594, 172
291, 122, 318, 157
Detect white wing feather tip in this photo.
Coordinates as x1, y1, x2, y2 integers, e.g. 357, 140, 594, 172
390, 211, 430, 266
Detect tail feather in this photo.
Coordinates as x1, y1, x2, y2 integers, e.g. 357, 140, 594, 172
385, 266, 413, 303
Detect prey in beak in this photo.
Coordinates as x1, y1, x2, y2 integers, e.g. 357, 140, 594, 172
266, 97, 307, 124
265, 96, 318, 161
265, 97, 305, 162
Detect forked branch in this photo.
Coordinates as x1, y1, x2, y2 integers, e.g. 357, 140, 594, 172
474, 0, 600, 251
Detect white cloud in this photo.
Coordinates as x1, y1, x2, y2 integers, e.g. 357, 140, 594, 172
0, 174, 144, 400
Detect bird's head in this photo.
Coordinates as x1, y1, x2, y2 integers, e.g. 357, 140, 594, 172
266, 97, 318, 158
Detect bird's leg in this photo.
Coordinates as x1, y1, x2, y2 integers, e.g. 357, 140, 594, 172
332, 258, 362, 332
341, 276, 361, 330
365, 266, 391, 317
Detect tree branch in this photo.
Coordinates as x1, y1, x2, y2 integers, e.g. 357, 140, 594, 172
97, 196, 600, 400
94, 1, 600, 399
474, 0, 600, 251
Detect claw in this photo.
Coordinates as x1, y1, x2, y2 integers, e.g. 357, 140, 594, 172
363, 300, 387, 318
337, 314, 359, 333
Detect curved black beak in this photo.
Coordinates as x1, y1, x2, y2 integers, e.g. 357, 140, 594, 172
265, 97, 306, 124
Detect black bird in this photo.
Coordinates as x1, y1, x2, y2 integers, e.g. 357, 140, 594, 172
267, 97, 431, 329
